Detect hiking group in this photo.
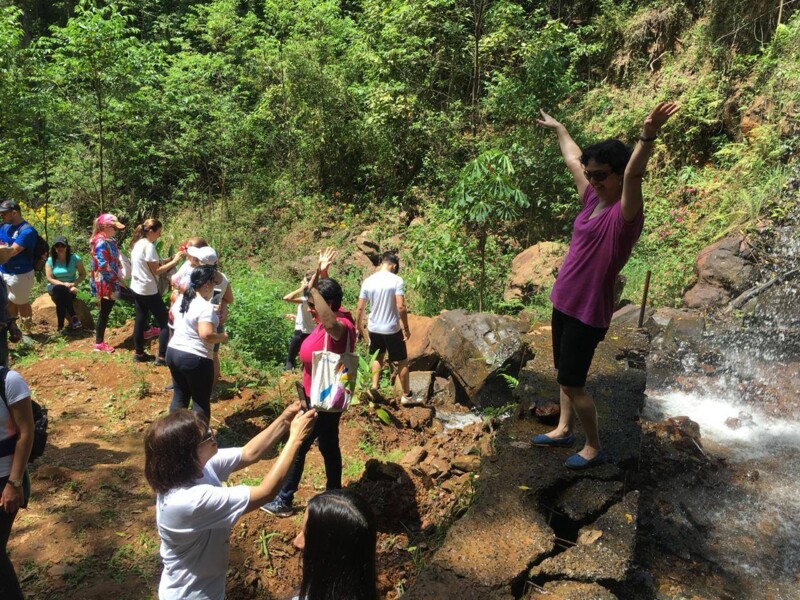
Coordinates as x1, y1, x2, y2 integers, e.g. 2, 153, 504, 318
0, 101, 678, 599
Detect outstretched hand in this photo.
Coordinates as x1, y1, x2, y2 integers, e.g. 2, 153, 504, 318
289, 408, 317, 442
534, 109, 563, 130
318, 247, 337, 273
643, 102, 679, 137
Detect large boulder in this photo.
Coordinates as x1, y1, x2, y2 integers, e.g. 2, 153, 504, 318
406, 314, 438, 371
683, 235, 757, 309
428, 309, 529, 408
31, 292, 95, 330
504, 242, 567, 303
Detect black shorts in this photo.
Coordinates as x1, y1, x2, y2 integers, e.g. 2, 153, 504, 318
368, 330, 408, 362
552, 308, 607, 388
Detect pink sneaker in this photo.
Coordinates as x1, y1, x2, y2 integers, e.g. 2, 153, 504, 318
93, 342, 115, 353
143, 326, 161, 340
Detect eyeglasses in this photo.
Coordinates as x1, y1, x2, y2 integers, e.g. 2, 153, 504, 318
583, 170, 613, 182
200, 428, 217, 445
54, 244, 67, 249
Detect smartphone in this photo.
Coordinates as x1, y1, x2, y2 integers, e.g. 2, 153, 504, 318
211, 287, 223, 305
295, 381, 310, 411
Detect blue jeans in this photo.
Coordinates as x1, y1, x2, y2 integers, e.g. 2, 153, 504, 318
278, 411, 342, 505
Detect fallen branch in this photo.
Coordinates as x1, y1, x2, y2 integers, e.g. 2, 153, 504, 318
726, 268, 800, 311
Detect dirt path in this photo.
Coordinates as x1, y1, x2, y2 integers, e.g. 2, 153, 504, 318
9, 325, 481, 599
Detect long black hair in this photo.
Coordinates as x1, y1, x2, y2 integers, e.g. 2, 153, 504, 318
50, 240, 72, 266
180, 265, 216, 314
144, 410, 205, 495
299, 489, 377, 600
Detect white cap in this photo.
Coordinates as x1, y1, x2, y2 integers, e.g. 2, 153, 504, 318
186, 246, 218, 266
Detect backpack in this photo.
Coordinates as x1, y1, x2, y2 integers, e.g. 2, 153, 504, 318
0, 367, 48, 462
19, 223, 49, 272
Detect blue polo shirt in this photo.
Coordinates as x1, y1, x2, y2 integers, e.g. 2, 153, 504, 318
0, 221, 37, 275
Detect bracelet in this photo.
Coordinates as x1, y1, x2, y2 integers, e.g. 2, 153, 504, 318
639, 135, 657, 142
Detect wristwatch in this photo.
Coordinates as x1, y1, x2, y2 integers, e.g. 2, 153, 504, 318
7, 478, 22, 489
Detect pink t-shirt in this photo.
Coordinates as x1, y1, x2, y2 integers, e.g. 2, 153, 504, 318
299, 311, 356, 396
550, 185, 644, 329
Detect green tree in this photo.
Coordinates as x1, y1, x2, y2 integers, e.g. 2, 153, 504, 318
450, 148, 528, 311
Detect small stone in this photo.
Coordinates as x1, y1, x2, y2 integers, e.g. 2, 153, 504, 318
725, 417, 742, 430
451, 455, 481, 473
440, 473, 471, 494
401, 446, 427, 467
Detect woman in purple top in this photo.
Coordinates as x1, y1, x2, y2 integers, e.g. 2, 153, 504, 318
533, 102, 679, 470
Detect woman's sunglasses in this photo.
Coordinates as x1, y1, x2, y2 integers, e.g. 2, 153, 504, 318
200, 428, 217, 445
583, 170, 613, 182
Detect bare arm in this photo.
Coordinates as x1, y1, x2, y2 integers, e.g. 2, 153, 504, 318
283, 286, 306, 303
396, 295, 410, 341
244, 409, 317, 512
309, 287, 345, 341
148, 252, 185, 277
622, 102, 680, 222
198, 320, 228, 344
1, 398, 34, 514
536, 109, 588, 198
355, 297, 367, 339
45, 262, 61, 287
237, 402, 303, 469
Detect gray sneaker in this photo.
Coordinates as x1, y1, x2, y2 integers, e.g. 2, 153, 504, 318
260, 497, 293, 517
400, 393, 424, 407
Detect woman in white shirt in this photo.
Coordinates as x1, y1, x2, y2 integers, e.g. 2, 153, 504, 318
0, 368, 34, 598
166, 265, 226, 422
144, 405, 316, 600
130, 219, 184, 365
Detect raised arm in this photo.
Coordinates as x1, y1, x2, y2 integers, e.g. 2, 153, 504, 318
244, 408, 317, 512
536, 109, 588, 198
622, 102, 680, 222
237, 402, 304, 469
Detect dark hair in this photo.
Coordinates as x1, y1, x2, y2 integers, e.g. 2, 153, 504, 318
381, 251, 400, 273
50, 240, 72, 266
180, 265, 217, 314
300, 490, 377, 600
579, 139, 633, 174
316, 277, 343, 312
144, 410, 205, 494
131, 218, 163, 245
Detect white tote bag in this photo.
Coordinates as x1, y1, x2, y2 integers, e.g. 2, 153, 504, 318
309, 330, 358, 412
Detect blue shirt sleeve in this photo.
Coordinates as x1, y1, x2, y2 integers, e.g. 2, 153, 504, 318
14, 225, 37, 252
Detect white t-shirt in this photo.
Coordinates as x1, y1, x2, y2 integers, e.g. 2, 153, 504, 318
130, 238, 160, 296
156, 448, 250, 600
0, 370, 32, 478
359, 270, 405, 335
294, 299, 315, 334
169, 296, 219, 359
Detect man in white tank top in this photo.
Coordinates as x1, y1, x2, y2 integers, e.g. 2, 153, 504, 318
356, 252, 417, 405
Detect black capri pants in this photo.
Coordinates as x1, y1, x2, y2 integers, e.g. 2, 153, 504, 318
551, 308, 608, 388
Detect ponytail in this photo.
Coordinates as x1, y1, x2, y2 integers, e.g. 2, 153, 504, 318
131, 218, 163, 246
180, 265, 216, 314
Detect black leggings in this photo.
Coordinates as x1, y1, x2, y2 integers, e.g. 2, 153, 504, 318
0, 478, 22, 600
133, 292, 169, 357
48, 285, 76, 330
95, 298, 115, 344
166, 347, 214, 421
285, 330, 310, 370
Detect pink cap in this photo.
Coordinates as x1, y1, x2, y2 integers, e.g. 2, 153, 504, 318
97, 213, 125, 229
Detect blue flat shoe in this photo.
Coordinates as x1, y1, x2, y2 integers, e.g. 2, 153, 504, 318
532, 433, 575, 448
564, 450, 609, 470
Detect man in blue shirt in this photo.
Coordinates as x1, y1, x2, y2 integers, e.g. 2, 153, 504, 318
0, 200, 38, 334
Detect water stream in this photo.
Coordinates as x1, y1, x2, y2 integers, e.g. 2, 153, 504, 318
644, 176, 800, 598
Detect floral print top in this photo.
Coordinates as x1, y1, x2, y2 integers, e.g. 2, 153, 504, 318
90, 234, 121, 299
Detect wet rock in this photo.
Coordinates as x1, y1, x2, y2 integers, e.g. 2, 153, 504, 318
431, 376, 458, 407
401, 446, 428, 467
684, 235, 757, 309
553, 479, 625, 522
530, 491, 639, 583
429, 309, 530, 408
611, 303, 653, 327
32, 293, 95, 330
525, 581, 618, 599
406, 315, 439, 371
504, 241, 568, 303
